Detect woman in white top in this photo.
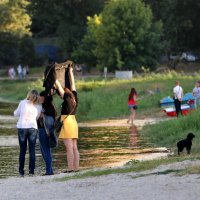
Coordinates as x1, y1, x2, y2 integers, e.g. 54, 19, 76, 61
14, 90, 42, 176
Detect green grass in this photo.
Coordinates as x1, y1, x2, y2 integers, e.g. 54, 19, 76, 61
1, 69, 200, 178
55, 156, 200, 181
140, 107, 200, 152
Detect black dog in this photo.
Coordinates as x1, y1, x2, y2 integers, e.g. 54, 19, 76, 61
177, 133, 195, 155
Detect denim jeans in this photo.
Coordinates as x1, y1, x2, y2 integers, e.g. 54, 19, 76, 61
18, 128, 37, 175
38, 115, 54, 174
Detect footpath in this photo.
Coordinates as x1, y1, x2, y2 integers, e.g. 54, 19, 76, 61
0, 160, 200, 200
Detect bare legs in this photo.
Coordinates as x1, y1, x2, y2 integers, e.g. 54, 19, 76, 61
63, 139, 80, 171
127, 107, 136, 124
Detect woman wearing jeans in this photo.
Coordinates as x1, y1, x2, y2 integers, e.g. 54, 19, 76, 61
14, 90, 41, 176
38, 91, 56, 175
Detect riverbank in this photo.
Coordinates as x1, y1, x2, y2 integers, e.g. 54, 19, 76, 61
1, 159, 200, 200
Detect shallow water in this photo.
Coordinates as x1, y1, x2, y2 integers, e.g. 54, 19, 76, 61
0, 102, 166, 178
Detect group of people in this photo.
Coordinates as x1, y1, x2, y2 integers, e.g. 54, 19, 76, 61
173, 80, 200, 118
8, 64, 29, 80
14, 65, 79, 176
15, 63, 200, 176
127, 80, 200, 122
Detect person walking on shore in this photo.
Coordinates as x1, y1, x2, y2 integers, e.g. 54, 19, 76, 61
127, 88, 138, 125
173, 80, 183, 117
14, 90, 41, 176
54, 65, 79, 173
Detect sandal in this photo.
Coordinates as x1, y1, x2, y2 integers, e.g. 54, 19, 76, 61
62, 170, 74, 173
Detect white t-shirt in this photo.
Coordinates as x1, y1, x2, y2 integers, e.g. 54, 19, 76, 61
193, 86, 200, 98
14, 99, 42, 129
173, 85, 183, 99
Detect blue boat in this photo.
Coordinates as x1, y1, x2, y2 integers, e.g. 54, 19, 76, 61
160, 96, 174, 108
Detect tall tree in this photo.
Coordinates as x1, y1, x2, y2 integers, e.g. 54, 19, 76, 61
29, 0, 107, 57
56, 0, 107, 57
28, 0, 58, 37
0, 0, 31, 37
71, 15, 100, 68
145, 0, 200, 51
77, 0, 164, 71
0, 0, 32, 65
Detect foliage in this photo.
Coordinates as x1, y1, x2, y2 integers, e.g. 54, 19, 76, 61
0, 0, 31, 37
0, 32, 19, 65
29, 0, 106, 58
145, 0, 200, 51
75, 0, 164, 71
0, 0, 33, 66
19, 36, 36, 67
1, 69, 199, 121
71, 14, 102, 68
140, 107, 200, 150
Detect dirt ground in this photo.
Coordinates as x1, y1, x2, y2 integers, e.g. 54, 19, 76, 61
1, 160, 200, 200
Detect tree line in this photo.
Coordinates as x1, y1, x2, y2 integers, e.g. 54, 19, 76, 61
0, 0, 200, 71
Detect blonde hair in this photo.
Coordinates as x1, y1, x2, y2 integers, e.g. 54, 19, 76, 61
26, 90, 39, 104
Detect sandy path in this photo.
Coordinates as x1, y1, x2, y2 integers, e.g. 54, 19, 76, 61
78, 117, 167, 128
1, 160, 200, 200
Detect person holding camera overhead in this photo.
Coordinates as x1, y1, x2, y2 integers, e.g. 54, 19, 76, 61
54, 65, 79, 173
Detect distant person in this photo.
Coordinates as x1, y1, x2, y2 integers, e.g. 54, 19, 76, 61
54, 65, 79, 173
127, 88, 137, 125
17, 64, 23, 79
14, 90, 41, 176
37, 91, 56, 175
22, 66, 27, 79
26, 65, 29, 75
8, 67, 16, 79
192, 81, 200, 108
173, 80, 183, 117
155, 87, 160, 94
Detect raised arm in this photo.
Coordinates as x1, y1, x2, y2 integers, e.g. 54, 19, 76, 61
55, 80, 65, 98
69, 66, 76, 91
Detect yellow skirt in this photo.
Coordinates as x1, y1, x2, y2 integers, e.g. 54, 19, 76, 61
58, 115, 78, 139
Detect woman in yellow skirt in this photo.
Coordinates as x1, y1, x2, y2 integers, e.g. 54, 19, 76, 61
55, 66, 79, 172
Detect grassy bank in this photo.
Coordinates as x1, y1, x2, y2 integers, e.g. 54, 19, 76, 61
0, 70, 200, 121
1, 70, 200, 177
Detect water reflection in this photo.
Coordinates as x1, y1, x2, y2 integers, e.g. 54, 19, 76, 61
0, 124, 142, 178
129, 125, 139, 147
0, 101, 168, 178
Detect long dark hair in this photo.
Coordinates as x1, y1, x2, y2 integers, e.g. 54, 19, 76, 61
128, 88, 137, 100
64, 88, 77, 107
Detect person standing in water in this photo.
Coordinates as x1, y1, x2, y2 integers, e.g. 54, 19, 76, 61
54, 65, 79, 172
127, 88, 137, 125
14, 90, 41, 176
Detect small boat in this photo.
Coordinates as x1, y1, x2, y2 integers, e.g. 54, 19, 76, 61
161, 93, 195, 117
164, 105, 191, 117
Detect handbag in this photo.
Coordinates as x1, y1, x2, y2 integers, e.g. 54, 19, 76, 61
49, 131, 58, 148
54, 116, 63, 133
54, 102, 76, 133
